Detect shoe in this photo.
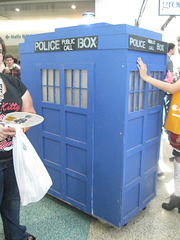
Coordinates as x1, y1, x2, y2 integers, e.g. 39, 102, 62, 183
162, 194, 180, 213
158, 171, 164, 177
27, 235, 36, 240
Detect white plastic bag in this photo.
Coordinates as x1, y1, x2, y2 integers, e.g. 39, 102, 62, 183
13, 126, 52, 206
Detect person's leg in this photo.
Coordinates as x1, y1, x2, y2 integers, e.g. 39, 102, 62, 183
162, 151, 180, 212
0, 160, 28, 240
174, 156, 180, 196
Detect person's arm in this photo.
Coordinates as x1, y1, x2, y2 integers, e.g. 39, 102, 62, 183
21, 89, 36, 132
137, 57, 180, 94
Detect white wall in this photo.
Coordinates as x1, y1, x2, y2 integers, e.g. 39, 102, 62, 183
1, 0, 180, 68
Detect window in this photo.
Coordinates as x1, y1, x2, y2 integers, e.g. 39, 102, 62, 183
129, 71, 145, 112
41, 69, 60, 104
65, 69, 88, 108
148, 71, 162, 108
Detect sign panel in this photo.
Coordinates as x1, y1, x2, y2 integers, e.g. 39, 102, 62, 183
159, 0, 180, 16
129, 34, 167, 54
34, 36, 98, 52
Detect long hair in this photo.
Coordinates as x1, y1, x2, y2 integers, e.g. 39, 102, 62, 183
0, 37, 6, 60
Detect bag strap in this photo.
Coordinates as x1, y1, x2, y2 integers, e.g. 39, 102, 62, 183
0, 77, 4, 113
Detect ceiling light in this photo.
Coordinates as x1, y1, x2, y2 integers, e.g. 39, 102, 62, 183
15, 8, 20, 12
71, 5, 76, 10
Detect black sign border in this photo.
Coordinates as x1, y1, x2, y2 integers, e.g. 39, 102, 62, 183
34, 35, 98, 53
128, 34, 167, 54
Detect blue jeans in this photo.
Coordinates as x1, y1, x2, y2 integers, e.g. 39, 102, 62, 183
0, 160, 29, 240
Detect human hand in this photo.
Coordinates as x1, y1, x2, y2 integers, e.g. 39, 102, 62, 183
0, 125, 16, 141
137, 57, 148, 80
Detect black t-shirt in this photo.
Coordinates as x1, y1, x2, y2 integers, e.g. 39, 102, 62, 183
0, 73, 27, 161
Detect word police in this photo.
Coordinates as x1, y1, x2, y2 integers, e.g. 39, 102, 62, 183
35, 36, 98, 52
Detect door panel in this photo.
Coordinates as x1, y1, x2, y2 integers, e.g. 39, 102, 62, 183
36, 63, 94, 213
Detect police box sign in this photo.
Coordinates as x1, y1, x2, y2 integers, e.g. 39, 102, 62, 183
129, 34, 167, 54
34, 36, 98, 52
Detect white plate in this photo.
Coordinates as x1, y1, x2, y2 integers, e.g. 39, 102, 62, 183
3, 112, 44, 128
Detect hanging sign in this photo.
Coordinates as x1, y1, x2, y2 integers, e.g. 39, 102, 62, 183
34, 36, 98, 52
128, 34, 167, 54
159, 0, 180, 16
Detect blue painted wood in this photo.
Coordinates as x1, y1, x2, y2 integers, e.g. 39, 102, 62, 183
19, 23, 167, 228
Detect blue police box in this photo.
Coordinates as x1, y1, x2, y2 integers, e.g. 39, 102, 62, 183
19, 23, 167, 227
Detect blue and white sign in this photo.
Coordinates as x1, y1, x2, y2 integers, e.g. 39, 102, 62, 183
159, 0, 180, 16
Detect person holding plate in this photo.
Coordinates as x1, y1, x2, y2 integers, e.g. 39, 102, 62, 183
0, 37, 36, 240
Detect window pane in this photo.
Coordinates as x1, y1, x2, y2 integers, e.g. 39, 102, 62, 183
55, 87, 60, 104
150, 72, 154, 77
154, 71, 158, 79
134, 92, 138, 111
66, 70, 71, 87
73, 70, 79, 87
140, 79, 145, 90
139, 92, 144, 110
149, 83, 153, 90
159, 72, 162, 80
129, 72, 134, 91
135, 72, 139, 90
48, 69, 53, 86
157, 90, 161, 105
55, 70, 59, 86
73, 89, 79, 107
42, 69, 47, 85
81, 89, 87, 108
153, 91, 156, 106
42, 86, 47, 102
66, 88, 71, 106
48, 87, 54, 103
148, 91, 152, 107
81, 70, 87, 88
128, 93, 133, 112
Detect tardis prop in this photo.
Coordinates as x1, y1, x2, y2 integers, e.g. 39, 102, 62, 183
19, 23, 167, 227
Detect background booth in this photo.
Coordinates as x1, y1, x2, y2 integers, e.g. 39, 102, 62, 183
19, 23, 167, 227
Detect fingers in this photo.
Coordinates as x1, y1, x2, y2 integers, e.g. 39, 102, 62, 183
137, 58, 146, 69
0, 126, 16, 141
4, 126, 16, 137
137, 57, 142, 65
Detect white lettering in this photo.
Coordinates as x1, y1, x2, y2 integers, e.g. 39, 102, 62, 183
63, 45, 73, 51
78, 37, 97, 49
90, 37, 97, 48
78, 38, 84, 48
149, 46, 154, 51
130, 37, 146, 49
62, 38, 75, 45
157, 43, 164, 51
148, 39, 156, 44
35, 40, 60, 51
